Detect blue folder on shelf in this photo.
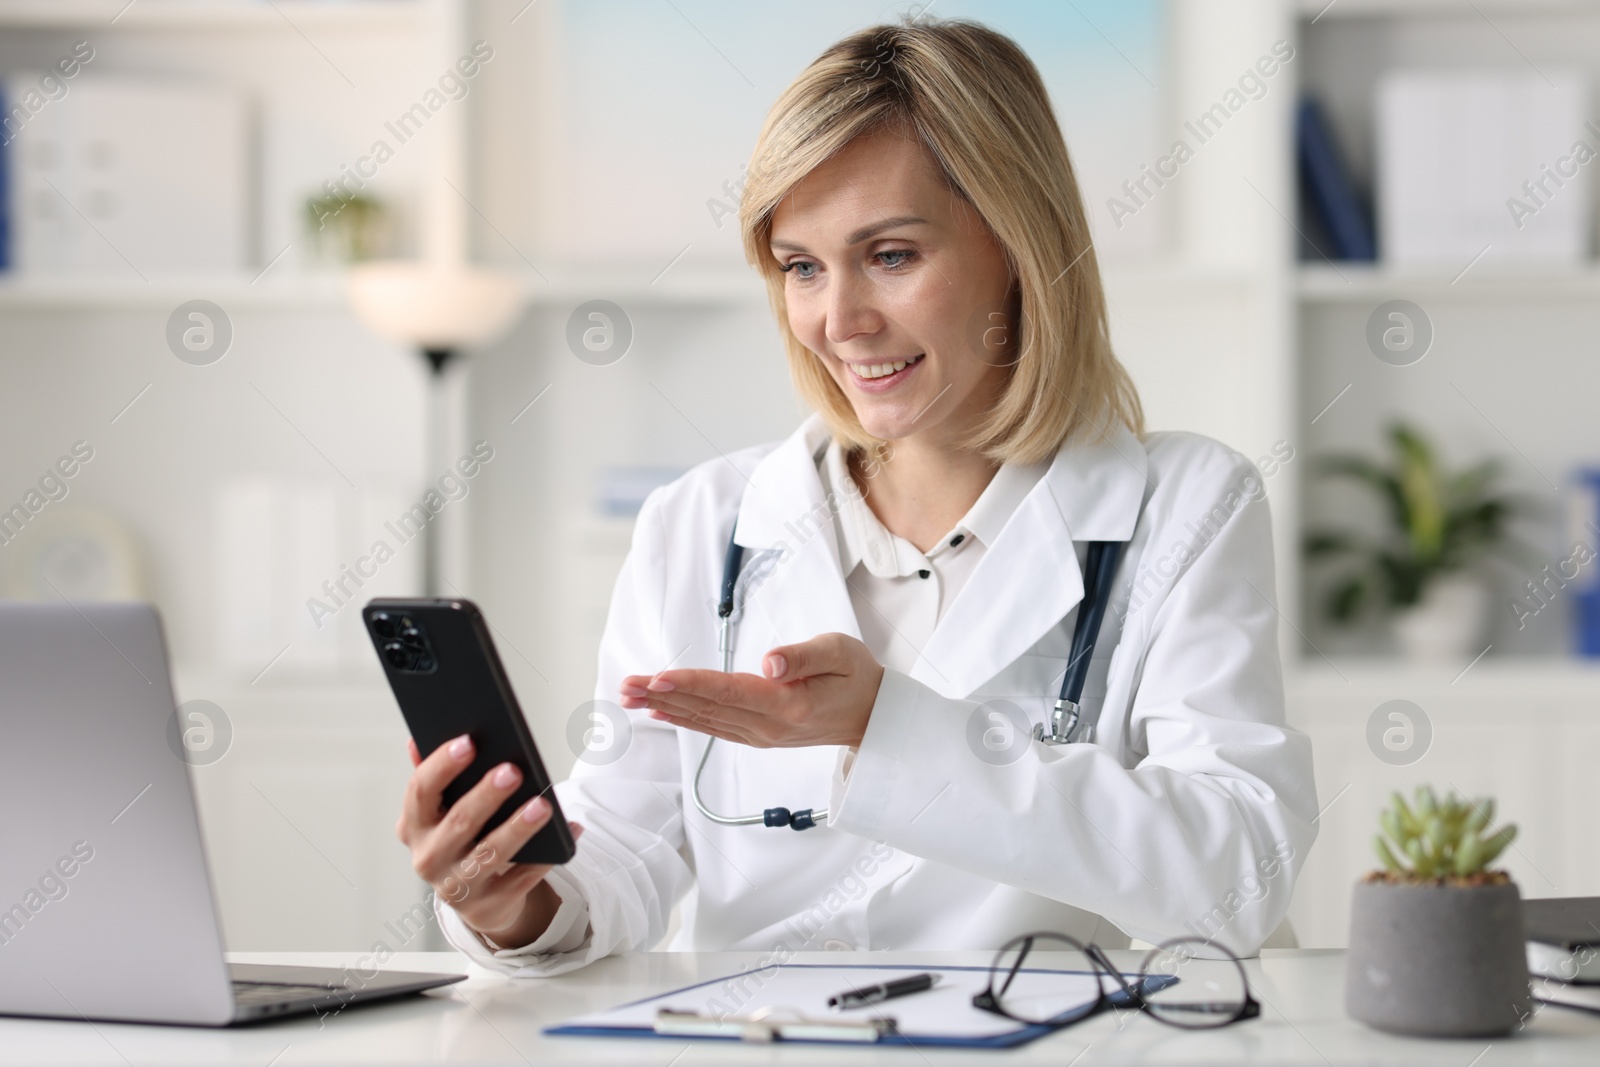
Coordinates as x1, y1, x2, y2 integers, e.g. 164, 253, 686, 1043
546, 962, 1171, 1049
1296, 95, 1376, 261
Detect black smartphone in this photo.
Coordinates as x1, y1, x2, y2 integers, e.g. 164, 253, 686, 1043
363, 597, 576, 866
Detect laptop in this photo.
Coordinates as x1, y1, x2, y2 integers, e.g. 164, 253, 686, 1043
0, 601, 465, 1026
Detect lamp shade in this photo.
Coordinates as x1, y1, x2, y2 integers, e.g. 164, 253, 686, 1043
346, 261, 526, 350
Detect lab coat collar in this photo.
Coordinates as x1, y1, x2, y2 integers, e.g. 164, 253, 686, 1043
734, 412, 1150, 697
918, 419, 1148, 696
732, 414, 864, 649
732, 412, 838, 552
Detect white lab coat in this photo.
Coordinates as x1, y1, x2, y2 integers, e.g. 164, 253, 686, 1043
437, 412, 1318, 975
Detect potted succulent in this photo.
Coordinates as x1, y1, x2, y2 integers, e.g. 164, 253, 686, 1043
1346, 787, 1530, 1037
1306, 423, 1527, 660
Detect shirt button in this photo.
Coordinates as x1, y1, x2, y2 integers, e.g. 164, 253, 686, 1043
822, 939, 855, 952
950, 534, 965, 547
917, 569, 930, 579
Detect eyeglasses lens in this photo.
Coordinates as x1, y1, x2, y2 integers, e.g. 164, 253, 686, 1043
1137, 940, 1248, 1029
989, 936, 1106, 1026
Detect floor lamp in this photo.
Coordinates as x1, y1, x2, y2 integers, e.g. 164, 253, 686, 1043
347, 261, 525, 596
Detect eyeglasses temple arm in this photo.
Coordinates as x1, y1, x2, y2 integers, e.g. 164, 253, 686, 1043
1087, 945, 1141, 1002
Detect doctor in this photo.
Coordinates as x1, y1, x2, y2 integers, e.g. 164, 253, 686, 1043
397, 18, 1318, 975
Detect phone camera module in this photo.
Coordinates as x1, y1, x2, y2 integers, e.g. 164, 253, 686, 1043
373, 615, 438, 673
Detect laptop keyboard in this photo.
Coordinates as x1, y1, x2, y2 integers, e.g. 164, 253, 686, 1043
233, 980, 337, 1005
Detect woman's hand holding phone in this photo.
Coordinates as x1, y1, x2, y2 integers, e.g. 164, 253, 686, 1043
397, 734, 585, 950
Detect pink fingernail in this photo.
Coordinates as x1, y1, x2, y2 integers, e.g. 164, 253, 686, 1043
765, 654, 787, 679
521, 797, 548, 823
646, 676, 675, 692
448, 735, 471, 759
620, 684, 649, 698
493, 763, 518, 788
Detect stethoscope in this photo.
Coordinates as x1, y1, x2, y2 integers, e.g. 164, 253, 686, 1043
689, 512, 1131, 832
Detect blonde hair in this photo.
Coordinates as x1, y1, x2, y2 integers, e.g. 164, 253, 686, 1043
740, 18, 1144, 465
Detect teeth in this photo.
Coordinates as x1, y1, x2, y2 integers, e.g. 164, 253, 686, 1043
849, 354, 922, 380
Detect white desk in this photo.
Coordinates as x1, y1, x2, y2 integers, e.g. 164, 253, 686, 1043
3, 949, 1598, 1065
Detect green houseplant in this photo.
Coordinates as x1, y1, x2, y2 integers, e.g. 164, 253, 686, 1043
1306, 423, 1526, 659
303, 192, 390, 264
1345, 787, 1531, 1037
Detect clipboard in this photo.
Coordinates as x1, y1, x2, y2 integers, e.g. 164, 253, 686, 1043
546, 962, 1172, 1049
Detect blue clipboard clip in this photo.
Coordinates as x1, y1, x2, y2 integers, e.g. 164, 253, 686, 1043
655, 1006, 898, 1044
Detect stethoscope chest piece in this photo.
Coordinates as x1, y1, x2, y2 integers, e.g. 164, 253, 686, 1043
1034, 698, 1093, 746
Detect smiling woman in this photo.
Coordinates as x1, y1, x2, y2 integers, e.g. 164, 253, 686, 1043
743, 21, 1141, 470
401, 16, 1317, 975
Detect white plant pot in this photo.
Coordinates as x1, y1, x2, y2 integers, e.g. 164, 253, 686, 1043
1391, 574, 1489, 662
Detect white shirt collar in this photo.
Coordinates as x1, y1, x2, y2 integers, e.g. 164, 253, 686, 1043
819, 437, 1048, 578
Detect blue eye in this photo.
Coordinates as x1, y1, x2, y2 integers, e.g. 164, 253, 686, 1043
876, 250, 914, 269
780, 260, 818, 279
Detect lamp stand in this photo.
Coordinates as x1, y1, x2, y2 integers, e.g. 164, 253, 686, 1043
420, 347, 458, 598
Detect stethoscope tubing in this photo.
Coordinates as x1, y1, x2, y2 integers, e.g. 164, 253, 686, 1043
691, 603, 828, 829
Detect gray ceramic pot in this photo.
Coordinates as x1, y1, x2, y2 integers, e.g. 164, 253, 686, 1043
1345, 879, 1531, 1037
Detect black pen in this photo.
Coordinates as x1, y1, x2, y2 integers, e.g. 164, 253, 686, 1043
828, 972, 940, 1010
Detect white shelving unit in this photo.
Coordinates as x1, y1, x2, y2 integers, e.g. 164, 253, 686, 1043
0, 268, 767, 309
1288, 0, 1600, 652
0, 275, 351, 309
1282, 0, 1600, 945
0, 0, 442, 952
1298, 262, 1600, 301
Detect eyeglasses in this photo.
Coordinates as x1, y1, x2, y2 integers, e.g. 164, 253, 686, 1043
972, 932, 1261, 1032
